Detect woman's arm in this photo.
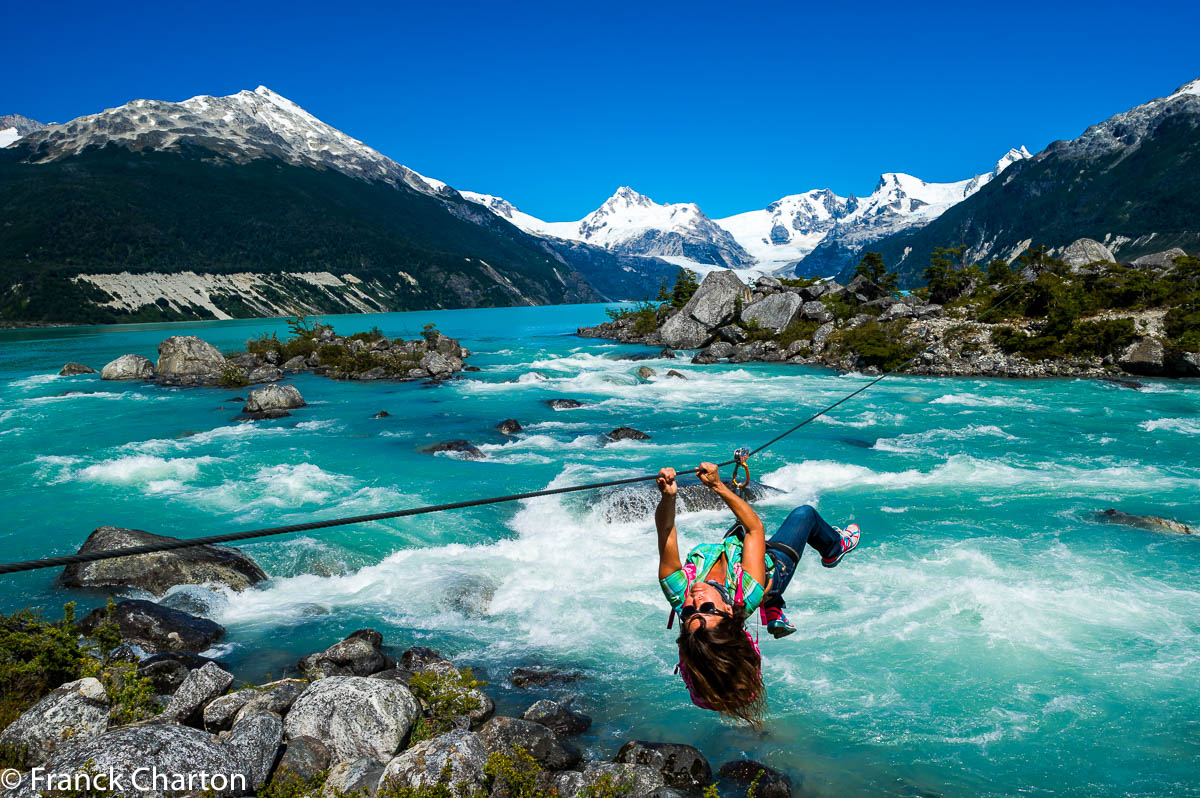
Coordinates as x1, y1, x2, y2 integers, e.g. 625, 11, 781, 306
655, 467, 684, 579
696, 461, 767, 588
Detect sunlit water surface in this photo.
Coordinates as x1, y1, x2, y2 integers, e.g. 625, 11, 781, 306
1, 304, 1198, 797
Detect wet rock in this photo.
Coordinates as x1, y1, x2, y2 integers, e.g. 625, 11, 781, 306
299, 629, 390, 679
374, 410, 391, 418
637, 366, 657, 379
5, 724, 245, 798
510, 666, 585, 689
100, 353, 155, 380
400, 646, 453, 673
647, 788, 691, 798
1060, 237, 1116, 268
422, 439, 485, 460
606, 426, 650, 442
271, 735, 330, 786
521, 699, 592, 736
477, 716, 581, 771
696, 341, 734, 363
616, 741, 712, 790
1100, 377, 1144, 390
244, 383, 306, 414
547, 398, 584, 410
59, 362, 97, 376
440, 572, 498, 619
380, 729, 487, 793
246, 365, 283, 383
323, 756, 385, 798
658, 348, 676, 358
463, 364, 482, 372
161, 661, 234, 726
77, 599, 224, 655
1118, 336, 1165, 376
666, 369, 687, 379
223, 711, 284, 790
284, 676, 419, 761
1096, 508, 1194, 535
0, 677, 110, 767
282, 355, 307, 371
497, 418, 522, 434
60, 526, 267, 594
233, 679, 308, 724
741, 291, 802, 332
718, 760, 793, 798
155, 336, 228, 386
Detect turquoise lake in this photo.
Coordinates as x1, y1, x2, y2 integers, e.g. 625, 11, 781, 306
1, 303, 1198, 797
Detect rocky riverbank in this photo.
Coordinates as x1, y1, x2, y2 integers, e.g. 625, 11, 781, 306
579, 248, 1200, 379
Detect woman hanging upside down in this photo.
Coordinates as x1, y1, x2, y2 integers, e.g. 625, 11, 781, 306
655, 462, 861, 725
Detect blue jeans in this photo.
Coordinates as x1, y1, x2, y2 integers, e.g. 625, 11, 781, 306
763, 505, 841, 610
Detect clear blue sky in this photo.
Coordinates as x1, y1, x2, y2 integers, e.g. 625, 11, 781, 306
3, 0, 1197, 220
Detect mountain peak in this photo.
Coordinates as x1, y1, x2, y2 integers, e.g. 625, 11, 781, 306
1169, 77, 1200, 99
606, 186, 653, 207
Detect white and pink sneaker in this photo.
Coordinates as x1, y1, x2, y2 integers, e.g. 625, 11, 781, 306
822, 523, 861, 568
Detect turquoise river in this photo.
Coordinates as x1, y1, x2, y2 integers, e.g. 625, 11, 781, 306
0, 304, 1197, 797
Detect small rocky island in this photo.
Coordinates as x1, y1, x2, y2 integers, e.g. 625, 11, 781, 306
580, 244, 1200, 379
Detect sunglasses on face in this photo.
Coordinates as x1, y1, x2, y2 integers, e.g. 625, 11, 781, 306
679, 602, 732, 623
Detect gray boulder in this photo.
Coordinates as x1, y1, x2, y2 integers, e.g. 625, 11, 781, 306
1118, 336, 1166, 376
880, 302, 915, 322
0, 677, 110, 767
422, 439, 485, 460
798, 281, 830, 301
729, 341, 764, 363
156, 336, 227, 386
694, 341, 734, 363
508, 666, 584, 689
741, 292, 801, 332
477, 716, 581, 770
271, 735, 330, 786
282, 355, 307, 371
800, 300, 834, 323
1097, 508, 1194, 535
660, 270, 747, 348
204, 689, 259, 732
243, 383, 306, 414
223, 711, 284, 791
1168, 350, 1200, 377
283, 676, 419, 762
59, 362, 97, 376
718, 760, 793, 798
716, 324, 748, 343
162, 661, 234, 725
77, 599, 224, 655
323, 756, 385, 798
399, 646, 453, 673
5, 724, 246, 798
233, 679, 308, 724
1061, 238, 1116, 268
615, 741, 712, 790
544, 763, 665, 798
298, 629, 390, 678
755, 276, 782, 292
419, 350, 458, 380
547, 398, 584, 410
1132, 247, 1187, 269
846, 275, 890, 301
60, 526, 267, 594
100, 353, 155, 380
606, 426, 650, 442
521, 699, 592, 736
666, 369, 687, 379
379, 729, 487, 793
497, 418, 522, 434
636, 365, 657, 380
246, 365, 283, 383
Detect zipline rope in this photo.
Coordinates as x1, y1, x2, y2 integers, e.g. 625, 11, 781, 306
0, 286, 1021, 577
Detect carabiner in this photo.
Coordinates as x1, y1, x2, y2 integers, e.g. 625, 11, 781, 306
732, 447, 751, 489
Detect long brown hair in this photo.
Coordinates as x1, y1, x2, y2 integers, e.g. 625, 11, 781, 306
677, 603, 766, 726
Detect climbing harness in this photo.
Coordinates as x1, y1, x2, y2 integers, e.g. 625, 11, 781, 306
0, 285, 1028, 578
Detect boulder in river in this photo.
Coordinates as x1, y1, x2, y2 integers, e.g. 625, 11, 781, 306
422, 439, 485, 460
497, 418, 522, 434
284, 676, 419, 762
546, 398, 585, 410
373, 410, 391, 418
59, 362, 97, 376
246, 365, 283, 383
606, 426, 651, 442
156, 336, 228, 386
522, 699, 592, 736
243, 383, 306, 415
1118, 336, 1165, 376
637, 366, 657, 380
298, 628, 391, 678
100, 353, 155, 381
717, 760, 793, 798
510, 665, 585, 689
77, 599, 224, 655
0, 677, 111, 767
666, 369, 687, 379
615, 740, 712, 790
60, 526, 267, 594
1096, 508, 1194, 535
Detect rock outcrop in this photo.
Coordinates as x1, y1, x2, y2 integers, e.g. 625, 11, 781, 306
59, 362, 97, 376
77, 599, 225, 654
242, 384, 306, 418
100, 353, 155, 380
156, 336, 228, 386
298, 629, 392, 678
1097, 508, 1195, 535
659, 271, 748, 348
422, 440, 485, 460
0, 678, 111, 767
60, 526, 267, 594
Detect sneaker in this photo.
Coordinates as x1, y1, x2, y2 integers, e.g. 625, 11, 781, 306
822, 523, 861, 568
759, 605, 797, 639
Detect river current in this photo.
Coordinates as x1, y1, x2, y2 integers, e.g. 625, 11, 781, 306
1, 303, 1197, 797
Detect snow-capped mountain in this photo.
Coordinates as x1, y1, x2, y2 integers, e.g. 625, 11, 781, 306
0, 114, 45, 148
458, 148, 1030, 276
14, 86, 439, 194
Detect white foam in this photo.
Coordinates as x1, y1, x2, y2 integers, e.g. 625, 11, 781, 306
930, 392, 1041, 410
1139, 417, 1200, 436
874, 424, 1018, 454
75, 454, 221, 486
10, 373, 65, 390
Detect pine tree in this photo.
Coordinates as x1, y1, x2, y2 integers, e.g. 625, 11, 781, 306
855, 251, 899, 293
